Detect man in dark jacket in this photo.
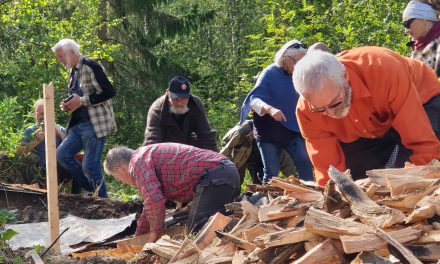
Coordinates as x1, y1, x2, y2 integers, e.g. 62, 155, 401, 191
143, 76, 217, 151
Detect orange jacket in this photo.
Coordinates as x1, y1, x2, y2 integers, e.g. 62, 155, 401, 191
297, 46, 440, 186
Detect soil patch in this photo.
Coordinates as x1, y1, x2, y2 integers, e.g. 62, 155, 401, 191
0, 190, 142, 223
1, 189, 143, 263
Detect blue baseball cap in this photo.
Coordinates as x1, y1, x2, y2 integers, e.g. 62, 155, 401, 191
168, 76, 191, 99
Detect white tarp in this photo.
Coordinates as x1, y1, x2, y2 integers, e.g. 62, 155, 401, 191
6, 214, 135, 254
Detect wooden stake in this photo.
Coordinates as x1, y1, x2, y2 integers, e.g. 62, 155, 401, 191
43, 82, 60, 252
30, 253, 44, 264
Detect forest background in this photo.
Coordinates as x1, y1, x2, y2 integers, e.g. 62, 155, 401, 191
0, 0, 410, 199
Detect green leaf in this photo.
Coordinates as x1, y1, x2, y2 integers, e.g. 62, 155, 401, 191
1, 229, 18, 241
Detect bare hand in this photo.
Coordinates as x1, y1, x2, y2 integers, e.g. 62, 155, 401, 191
134, 231, 161, 243
34, 129, 44, 142
60, 93, 82, 112
269, 107, 287, 122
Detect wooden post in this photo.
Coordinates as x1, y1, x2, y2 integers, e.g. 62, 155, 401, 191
43, 82, 60, 252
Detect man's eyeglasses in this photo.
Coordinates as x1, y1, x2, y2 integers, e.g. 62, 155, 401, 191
308, 87, 343, 113
289, 43, 307, 50
403, 18, 416, 29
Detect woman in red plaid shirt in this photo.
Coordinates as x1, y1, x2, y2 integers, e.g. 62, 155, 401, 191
104, 143, 240, 242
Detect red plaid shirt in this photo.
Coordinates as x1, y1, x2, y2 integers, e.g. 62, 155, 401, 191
129, 143, 226, 235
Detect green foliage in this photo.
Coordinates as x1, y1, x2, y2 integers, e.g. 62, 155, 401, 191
0, 210, 20, 263
0, 0, 117, 133
0, 97, 27, 155
106, 177, 140, 202
0, 0, 415, 200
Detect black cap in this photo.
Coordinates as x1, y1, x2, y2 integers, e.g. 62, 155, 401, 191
168, 76, 191, 99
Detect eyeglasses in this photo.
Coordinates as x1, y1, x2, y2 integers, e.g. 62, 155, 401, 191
308, 86, 343, 113
403, 18, 416, 29
289, 43, 307, 49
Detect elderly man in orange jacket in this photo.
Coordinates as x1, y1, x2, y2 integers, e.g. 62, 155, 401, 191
293, 46, 440, 186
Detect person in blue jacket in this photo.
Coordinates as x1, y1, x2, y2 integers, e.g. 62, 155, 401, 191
240, 40, 314, 183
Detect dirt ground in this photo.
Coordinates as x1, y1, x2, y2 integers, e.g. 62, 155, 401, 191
1, 189, 143, 263
0, 190, 142, 223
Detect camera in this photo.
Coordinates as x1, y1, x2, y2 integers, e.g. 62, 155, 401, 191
62, 94, 74, 103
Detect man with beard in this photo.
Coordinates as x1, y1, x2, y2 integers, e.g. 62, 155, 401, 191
52, 38, 117, 197
143, 76, 217, 151
293, 47, 440, 186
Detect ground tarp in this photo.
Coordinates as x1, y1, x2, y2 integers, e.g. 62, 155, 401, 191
6, 213, 135, 254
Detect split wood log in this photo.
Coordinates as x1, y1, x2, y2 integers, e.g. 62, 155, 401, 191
229, 201, 258, 237
269, 243, 304, 264
198, 243, 237, 263
246, 184, 283, 193
265, 205, 308, 221
340, 226, 422, 253
405, 204, 438, 223
258, 204, 284, 222
334, 206, 353, 219
254, 227, 320, 248
292, 238, 345, 264
192, 212, 232, 250
374, 227, 422, 264
215, 231, 256, 251
413, 229, 440, 244
304, 238, 325, 252
242, 223, 284, 242
143, 243, 177, 260
142, 236, 181, 260
328, 166, 405, 227
117, 233, 155, 247
201, 256, 233, 264
378, 183, 438, 209
269, 177, 323, 199
366, 165, 440, 185
170, 212, 232, 262
405, 193, 440, 223
386, 177, 437, 197
285, 190, 323, 202
167, 239, 192, 263
281, 215, 306, 228
254, 243, 303, 264
323, 181, 347, 213
169, 253, 198, 264
304, 207, 372, 238
406, 244, 440, 262
351, 252, 394, 264
365, 183, 380, 199
232, 250, 248, 264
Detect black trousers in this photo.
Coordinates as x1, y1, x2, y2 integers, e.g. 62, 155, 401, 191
238, 141, 264, 185
340, 94, 440, 181
187, 160, 240, 233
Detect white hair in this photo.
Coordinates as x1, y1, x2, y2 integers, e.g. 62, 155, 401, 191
51, 39, 81, 55
274, 44, 306, 67
103, 146, 133, 175
292, 50, 345, 96
33, 98, 44, 108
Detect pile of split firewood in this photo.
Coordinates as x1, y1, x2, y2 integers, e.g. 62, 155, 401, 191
138, 162, 440, 264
